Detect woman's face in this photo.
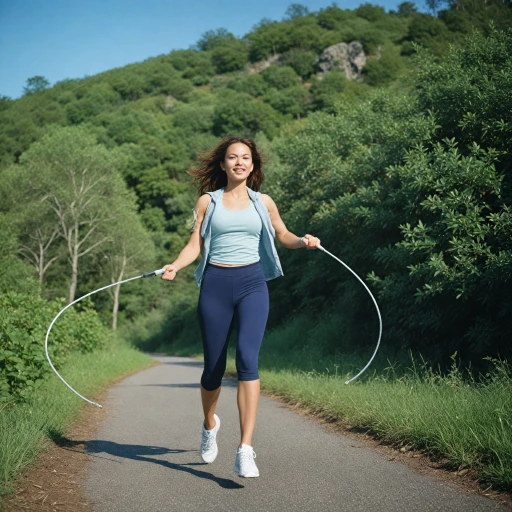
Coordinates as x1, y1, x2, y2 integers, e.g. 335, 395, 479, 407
221, 143, 254, 182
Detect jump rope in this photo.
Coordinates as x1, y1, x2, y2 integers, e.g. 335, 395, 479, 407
45, 246, 382, 408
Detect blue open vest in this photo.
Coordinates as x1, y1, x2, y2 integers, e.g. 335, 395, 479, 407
194, 187, 284, 287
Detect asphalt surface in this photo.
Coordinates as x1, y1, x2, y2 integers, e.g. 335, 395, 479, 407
85, 356, 508, 512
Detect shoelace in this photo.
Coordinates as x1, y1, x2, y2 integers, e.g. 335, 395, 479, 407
239, 448, 256, 466
201, 428, 216, 451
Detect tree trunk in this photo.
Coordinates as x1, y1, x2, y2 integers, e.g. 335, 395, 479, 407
68, 223, 79, 303
69, 252, 78, 303
39, 242, 44, 283
112, 283, 121, 330
112, 251, 126, 330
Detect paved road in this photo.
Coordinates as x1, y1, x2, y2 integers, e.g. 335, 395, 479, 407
85, 356, 507, 512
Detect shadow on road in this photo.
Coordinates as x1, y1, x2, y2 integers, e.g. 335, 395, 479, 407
138, 380, 238, 389
49, 432, 244, 490
162, 360, 204, 368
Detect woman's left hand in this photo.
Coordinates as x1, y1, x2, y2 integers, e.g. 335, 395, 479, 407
301, 234, 321, 250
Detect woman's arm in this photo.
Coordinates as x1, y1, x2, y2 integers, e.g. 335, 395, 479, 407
260, 194, 320, 250
161, 194, 211, 281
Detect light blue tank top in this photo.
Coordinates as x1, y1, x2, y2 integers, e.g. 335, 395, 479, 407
208, 193, 262, 265
194, 187, 283, 286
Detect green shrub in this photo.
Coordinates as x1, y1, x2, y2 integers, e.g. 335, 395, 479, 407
226, 74, 269, 97
261, 66, 300, 89
212, 92, 283, 139
355, 3, 387, 23
212, 40, 249, 73
310, 71, 347, 110
248, 20, 293, 62
402, 13, 452, 56
363, 47, 406, 86
263, 86, 310, 118
0, 292, 108, 401
283, 49, 318, 79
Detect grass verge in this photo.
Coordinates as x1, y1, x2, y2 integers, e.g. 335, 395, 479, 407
0, 338, 153, 497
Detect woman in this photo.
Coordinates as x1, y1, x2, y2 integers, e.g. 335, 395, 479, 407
161, 136, 320, 478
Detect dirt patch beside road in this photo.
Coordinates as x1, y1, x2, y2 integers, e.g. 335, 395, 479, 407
1, 392, 106, 512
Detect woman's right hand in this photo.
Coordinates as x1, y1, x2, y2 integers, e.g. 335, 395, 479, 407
161, 264, 179, 281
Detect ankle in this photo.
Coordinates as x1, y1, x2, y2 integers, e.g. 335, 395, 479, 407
204, 416, 216, 431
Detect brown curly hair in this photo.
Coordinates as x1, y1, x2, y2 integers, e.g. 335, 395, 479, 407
188, 136, 265, 196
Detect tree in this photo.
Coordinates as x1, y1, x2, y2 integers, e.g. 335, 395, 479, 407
355, 3, 387, 22
425, 0, 447, 16
402, 13, 452, 56
247, 21, 293, 61
263, 86, 310, 118
261, 66, 300, 89
283, 49, 317, 79
197, 28, 235, 51
226, 74, 268, 97
0, 165, 62, 285
19, 126, 131, 303
212, 92, 283, 139
396, 2, 418, 17
285, 3, 310, 20
211, 39, 249, 73
363, 47, 406, 86
99, 203, 155, 330
23, 76, 50, 95
16, 206, 61, 284
310, 71, 347, 110
0, 215, 37, 295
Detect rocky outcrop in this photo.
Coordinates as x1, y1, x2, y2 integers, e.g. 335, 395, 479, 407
244, 41, 366, 80
316, 42, 366, 80
245, 54, 284, 74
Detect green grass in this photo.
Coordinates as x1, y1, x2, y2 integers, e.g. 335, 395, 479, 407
250, 362, 512, 490
165, 313, 512, 491
0, 338, 153, 497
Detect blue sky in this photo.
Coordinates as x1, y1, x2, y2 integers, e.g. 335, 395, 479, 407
0, 0, 417, 99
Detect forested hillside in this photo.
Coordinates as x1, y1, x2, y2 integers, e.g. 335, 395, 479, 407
1, 1, 511, 399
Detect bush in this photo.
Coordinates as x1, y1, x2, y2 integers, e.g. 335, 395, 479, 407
212, 40, 249, 73
363, 47, 406, 86
283, 49, 318, 79
261, 66, 300, 89
355, 3, 387, 23
0, 293, 108, 401
415, 27, 512, 178
263, 86, 310, 118
65, 84, 120, 124
212, 92, 283, 139
197, 28, 236, 51
265, 29, 512, 367
402, 14, 452, 56
226, 74, 269, 97
357, 28, 389, 55
310, 71, 347, 110
248, 21, 293, 62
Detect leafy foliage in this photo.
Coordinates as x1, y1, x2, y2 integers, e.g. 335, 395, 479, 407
266, 28, 512, 367
212, 92, 283, 139
23, 76, 50, 95
0, 293, 107, 401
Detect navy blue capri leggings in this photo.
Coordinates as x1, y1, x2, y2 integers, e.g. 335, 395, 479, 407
198, 262, 269, 391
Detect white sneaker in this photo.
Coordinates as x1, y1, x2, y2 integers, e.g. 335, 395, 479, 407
233, 444, 259, 478
200, 414, 220, 463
